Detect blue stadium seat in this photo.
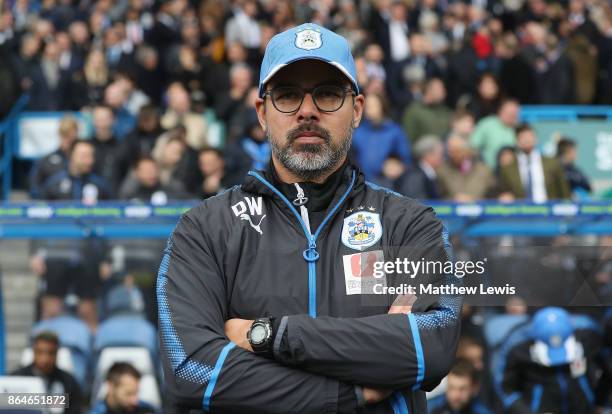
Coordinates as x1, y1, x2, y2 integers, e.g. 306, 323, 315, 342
102, 284, 146, 319
94, 315, 157, 358
483, 313, 530, 350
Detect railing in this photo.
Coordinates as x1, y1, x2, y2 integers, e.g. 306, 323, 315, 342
0, 95, 30, 200
0, 201, 610, 238
520, 105, 612, 122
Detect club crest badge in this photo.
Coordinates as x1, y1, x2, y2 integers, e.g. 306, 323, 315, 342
341, 211, 382, 250
295, 28, 322, 50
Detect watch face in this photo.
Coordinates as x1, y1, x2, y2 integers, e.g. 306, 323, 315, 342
251, 324, 267, 344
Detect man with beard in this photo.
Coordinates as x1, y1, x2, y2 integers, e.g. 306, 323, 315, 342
158, 23, 461, 413
90, 363, 157, 414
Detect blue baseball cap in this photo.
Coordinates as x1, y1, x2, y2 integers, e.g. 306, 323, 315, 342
531, 307, 574, 366
258, 23, 360, 97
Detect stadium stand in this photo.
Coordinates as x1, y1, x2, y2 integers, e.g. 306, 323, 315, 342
0, 0, 611, 412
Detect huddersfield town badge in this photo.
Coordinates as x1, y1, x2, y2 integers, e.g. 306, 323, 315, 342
341, 212, 382, 251
295, 28, 322, 50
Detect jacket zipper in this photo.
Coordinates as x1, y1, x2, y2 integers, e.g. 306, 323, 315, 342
247, 170, 356, 317
293, 183, 311, 234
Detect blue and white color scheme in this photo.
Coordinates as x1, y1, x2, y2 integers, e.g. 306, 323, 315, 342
258, 23, 360, 97
341, 211, 382, 250
295, 28, 322, 50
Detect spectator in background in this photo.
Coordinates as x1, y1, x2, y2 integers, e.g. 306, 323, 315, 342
225, 110, 270, 181
566, 32, 598, 105
402, 77, 452, 144
198, 147, 230, 199
438, 134, 496, 202
363, 43, 386, 84
172, 45, 204, 97
214, 63, 254, 123
90, 362, 157, 414
456, 336, 486, 376
30, 116, 79, 198
35, 140, 112, 330
11, 34, 41, 90
225, 0, 261, 51
153, 132, 187, 183
56, 31, 83, 76
494, 147, 517, 198
469, 98, 520, 169
227, 87, 260, 142
379, 134, 443, 200
500, 307, 600, 414
557, 137, 592, 198
161, 82, 208, 151
383, 1, 411, 64
118, 104, 164, 178
499, 123, 570, 202
119, 157, 188, 204
68, 21, 91, 58
116, 73, 150, 117
28, 40, 72, 110
465, 73, 502, 121
40, 139, 114, 202
428, 359, 492, 414
496, 33, 536, 104
73, 48, 110, 109
134, 44, 166, 105
91, 105, 123, 191
448, 110, 475, 141
12, 331, 83, 414
352, 93, 411, 182
387, 32, 440, 112
534, 34, 575, 104
104, 81, 137, 140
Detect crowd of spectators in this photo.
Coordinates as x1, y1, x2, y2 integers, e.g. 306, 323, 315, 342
0, 0, 610, 204
1, 0, 611, 412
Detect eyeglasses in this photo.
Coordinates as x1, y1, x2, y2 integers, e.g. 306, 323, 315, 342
263, 85, 355, 113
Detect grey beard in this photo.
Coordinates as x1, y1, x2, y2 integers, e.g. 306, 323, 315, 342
268, 122, 354, 182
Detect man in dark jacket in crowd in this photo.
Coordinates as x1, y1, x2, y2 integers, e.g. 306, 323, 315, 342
30, 115, 79, 198
428, 359, 492, 414
388, 134, 443, 200
90, 363, 157, 414
12, 331, 83, 414
119, 156, 188, 203
557, 137, 591, 198
159, 23, 461, 413
499, 307, 600, 414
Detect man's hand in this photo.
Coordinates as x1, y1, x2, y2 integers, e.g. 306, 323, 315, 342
224, 318, 254, 352
388, 294, 416, 314
362, 387, 393, 404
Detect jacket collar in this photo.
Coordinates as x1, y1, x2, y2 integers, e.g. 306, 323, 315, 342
242, 158, 365, 229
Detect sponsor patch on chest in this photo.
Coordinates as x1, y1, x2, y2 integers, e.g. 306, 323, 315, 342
342, 250, 386, 295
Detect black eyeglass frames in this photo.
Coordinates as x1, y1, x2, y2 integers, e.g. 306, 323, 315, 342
262, 85, 355, 113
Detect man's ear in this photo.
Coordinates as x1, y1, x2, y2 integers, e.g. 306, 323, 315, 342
352, 94, 365, 128
255, 97, 267, 131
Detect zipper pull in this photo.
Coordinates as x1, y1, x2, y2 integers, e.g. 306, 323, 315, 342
293, 183, 308, 206
294, 183, 311, 234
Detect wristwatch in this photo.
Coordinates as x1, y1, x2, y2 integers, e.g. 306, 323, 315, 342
247, 318, 273, 355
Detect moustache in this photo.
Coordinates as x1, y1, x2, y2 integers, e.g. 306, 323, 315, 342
286, 123, 332, 144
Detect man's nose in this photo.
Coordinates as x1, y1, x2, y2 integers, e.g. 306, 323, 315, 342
296, 92, 320, 122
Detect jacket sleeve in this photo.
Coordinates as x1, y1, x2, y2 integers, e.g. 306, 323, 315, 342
159, 212, 342, 414
273, 206, 462, 389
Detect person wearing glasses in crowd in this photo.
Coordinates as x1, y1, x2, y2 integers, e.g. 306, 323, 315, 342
158, 23, 461, 413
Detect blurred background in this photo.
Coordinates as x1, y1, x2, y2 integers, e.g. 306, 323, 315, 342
0, 0, 611, 413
